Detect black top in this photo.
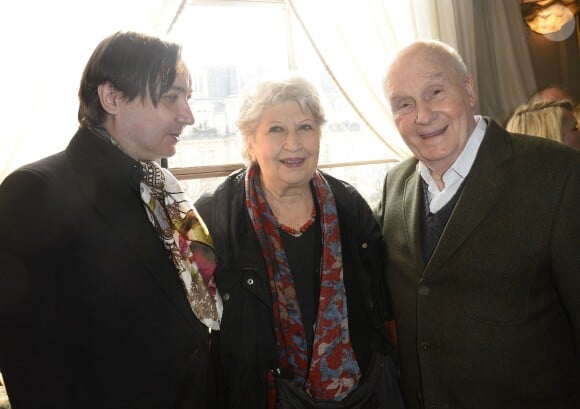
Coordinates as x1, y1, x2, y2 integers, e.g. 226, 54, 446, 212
195, 168, 395, 409
279, 214, 321, 360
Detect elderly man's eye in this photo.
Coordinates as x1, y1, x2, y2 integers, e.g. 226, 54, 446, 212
393, 101, 413, 113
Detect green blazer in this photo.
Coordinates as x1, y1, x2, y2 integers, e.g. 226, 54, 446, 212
377, 118, 580, 409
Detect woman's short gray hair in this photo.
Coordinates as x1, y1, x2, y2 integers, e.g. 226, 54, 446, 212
237, 75, 327, 163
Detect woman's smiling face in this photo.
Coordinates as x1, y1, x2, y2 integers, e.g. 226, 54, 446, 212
248, 100, 320, 194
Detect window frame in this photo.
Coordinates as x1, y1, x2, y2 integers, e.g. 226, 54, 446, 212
168, 0, 399, 181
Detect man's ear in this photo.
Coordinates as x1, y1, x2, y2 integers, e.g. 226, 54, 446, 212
97, 82, 122, 114
464, 74, 477, 108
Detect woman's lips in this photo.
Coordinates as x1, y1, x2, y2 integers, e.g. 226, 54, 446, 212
280, 158, 305, 167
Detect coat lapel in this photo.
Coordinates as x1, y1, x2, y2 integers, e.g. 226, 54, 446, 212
66, 129, 201, 333
402, 168, 426, 275
425, 120, 513, 275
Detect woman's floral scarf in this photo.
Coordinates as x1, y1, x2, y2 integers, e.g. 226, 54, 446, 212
245, 164, 361, 401
140, 161, 222, 330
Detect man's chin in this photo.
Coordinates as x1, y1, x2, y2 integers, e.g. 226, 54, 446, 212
161, 146, 177, 160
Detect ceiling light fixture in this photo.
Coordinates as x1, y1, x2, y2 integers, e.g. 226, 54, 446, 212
521, 0, 579, 41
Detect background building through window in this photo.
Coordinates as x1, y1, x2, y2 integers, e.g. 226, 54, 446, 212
167, 1, 399, 207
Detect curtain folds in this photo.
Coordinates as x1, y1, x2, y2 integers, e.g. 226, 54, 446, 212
453, 0, 537, 124
288, 0, 414, 159
288, 0, 537, 154
0, 0, 538, 182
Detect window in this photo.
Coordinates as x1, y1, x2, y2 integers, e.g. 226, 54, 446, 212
168, 0, 399, 207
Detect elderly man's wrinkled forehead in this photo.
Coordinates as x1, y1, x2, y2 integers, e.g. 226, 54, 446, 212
385, 43, 464, 94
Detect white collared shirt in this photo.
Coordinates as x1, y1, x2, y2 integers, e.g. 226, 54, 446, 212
419, 116, 487, 213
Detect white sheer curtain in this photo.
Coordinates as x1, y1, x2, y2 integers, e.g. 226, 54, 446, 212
1, 0, 537, 182
288, 0, 536, 156
451, 0, 537, 123
0, 0, 182, 182
288, 0, 421, 160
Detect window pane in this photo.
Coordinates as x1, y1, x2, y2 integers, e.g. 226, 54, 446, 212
169, 4, 290, 168
322, 162, 395, 210
169, 2, 399, 204
181, 176, 229, 204
179, 161, 394, 210
289, 17, 395, 165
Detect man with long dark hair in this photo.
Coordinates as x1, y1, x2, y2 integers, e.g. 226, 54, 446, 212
0, 31, 220, 409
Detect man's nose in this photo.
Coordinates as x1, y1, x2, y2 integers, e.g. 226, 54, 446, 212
179, 101, 195, 125
415, 101, 435, 125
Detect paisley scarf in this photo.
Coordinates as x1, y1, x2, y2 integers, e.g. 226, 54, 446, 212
245, 164, 360, 401
90, 126, 221, 329
140, 161, 222, 330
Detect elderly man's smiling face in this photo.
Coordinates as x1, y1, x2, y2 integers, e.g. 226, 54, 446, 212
385, 43, 477, 176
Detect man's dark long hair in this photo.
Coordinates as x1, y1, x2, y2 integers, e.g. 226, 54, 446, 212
78, 31, 182, 128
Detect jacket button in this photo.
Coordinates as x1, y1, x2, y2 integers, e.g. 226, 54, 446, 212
361, 242, 368, 249
420, 341, 432, 351
417, 285, 430, 296
246, 278, 254, 285
222, 292, 230, 301
191, 348, 199, 360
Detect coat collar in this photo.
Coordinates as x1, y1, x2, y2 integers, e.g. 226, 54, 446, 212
402, 173, 425, 275
403, 118, 513, 276
66, 127, 202, 333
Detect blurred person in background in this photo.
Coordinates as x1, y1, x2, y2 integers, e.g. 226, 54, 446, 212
506, 99, 580, 150
528, 84, 572, 103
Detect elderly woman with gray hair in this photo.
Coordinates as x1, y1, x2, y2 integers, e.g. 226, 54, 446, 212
195, 75, 404, 409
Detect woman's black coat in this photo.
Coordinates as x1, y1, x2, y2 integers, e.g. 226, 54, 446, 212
196, 169, 395, 409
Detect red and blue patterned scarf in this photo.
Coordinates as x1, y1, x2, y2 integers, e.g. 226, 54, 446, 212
245, 164, 361, 401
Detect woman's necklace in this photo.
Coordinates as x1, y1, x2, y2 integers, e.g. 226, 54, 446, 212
277, 207, 316, 238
